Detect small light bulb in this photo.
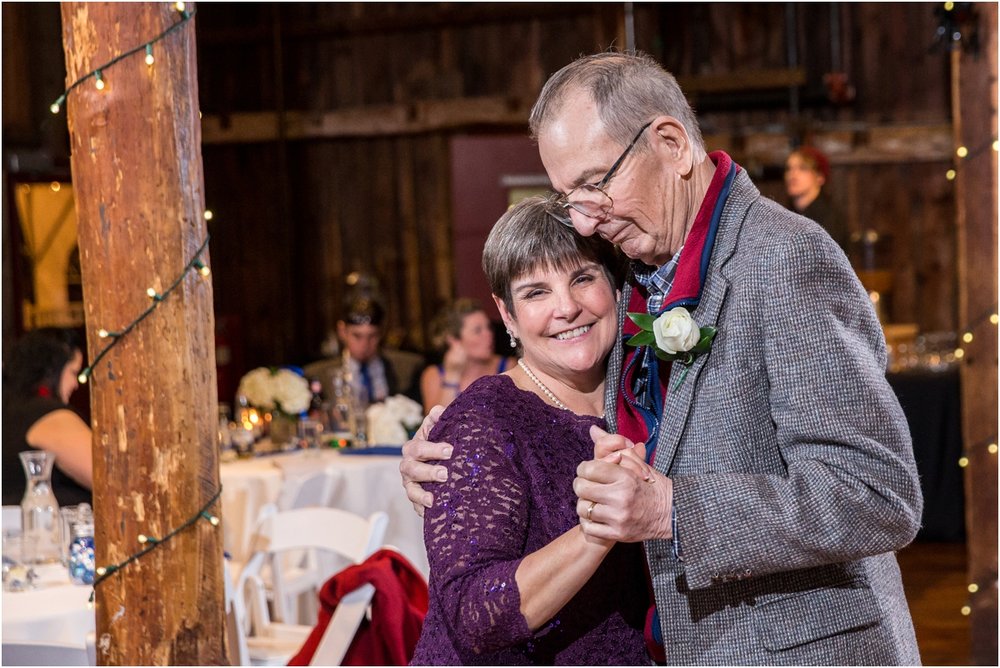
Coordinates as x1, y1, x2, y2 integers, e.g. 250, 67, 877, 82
990, 313, 998, 325
203, 209, 214, 221
960, 605, 971, 616
147, 288, 157, 298
958, 456, 969, 468
956, 146, 968, 158
988, 443, 998, 455
50, 182, 61, 192
96, 566, 107, 576
954, 347, 965, 360
944, 1, 954, 9
968, 583, 979, 593
209, 515, 220, 526
98, 329, 109, 338
50, 103, 60, 114
78, 372, 89, 384
199, 265, 211, 277
993, 140, 999, 152
946, 169, 957, 181
962, 332, 973, 343
175, 1, 186, 11
145, 44, 155, 66
138, 534, 148, 544
95, 71, 105, 91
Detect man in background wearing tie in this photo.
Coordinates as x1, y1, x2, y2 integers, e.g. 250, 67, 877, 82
334, 298, 422, 405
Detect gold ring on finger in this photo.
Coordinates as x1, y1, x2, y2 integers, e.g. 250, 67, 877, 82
587, 500, 597, 521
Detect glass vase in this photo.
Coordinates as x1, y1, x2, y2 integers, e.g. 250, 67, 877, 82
19, 451, 62, 565
268, 411, 298, 449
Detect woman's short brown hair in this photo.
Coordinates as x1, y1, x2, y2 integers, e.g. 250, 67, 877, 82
482, 196, 623, 316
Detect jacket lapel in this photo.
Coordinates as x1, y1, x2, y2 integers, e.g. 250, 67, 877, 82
652, 169, 758, 474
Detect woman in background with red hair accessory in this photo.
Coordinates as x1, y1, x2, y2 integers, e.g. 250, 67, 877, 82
785, 145, 848, 252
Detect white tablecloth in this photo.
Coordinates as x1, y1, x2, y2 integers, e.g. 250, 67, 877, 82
220, 448, 428, 577
2, 564, 95, 648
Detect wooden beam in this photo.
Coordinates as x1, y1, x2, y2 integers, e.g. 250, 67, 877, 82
203, 98, 952, 169
60, 3, 225, 664
678, 67, 806, 94
196, 3, 588, 46
201, 96, 531, 143
955, 3, 998, 664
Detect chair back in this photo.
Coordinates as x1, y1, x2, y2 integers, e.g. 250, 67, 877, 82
276, 471, 333, 511
237, 508, 388, 633
2, 641, 90, 666
309, 583, 376, 666
3, 505, 21, 532
223, 560, 250, 666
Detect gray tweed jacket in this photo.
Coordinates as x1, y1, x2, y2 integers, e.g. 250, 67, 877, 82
604, 169, 922, 665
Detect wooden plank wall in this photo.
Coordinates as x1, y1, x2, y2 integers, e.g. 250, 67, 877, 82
1, 3, 973, 374
193, 2, 962, 373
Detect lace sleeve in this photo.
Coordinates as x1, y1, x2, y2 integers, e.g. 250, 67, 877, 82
422, 392, 534, 655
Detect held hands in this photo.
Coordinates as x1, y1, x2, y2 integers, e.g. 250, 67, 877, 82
573, 425, 674, 543
399, 405, 453, 516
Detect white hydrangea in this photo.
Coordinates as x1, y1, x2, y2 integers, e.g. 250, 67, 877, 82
272, 369, 312, 415
366, 395, 424, 444
237, 367, 310, 415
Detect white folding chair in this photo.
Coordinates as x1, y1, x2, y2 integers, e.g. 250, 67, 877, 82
234, 508, 388, 665
2, 641, 90, 666
308, 583, 376, 666
224, 560, 251, 666
2, 505, 21, 532
276, 471, 334, 511
270, 471, 336, 623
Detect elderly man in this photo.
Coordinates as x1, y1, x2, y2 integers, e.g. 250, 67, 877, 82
402, 52, 921, 665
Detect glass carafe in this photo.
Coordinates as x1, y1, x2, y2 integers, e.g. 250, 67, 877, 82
19, 451, 62, 564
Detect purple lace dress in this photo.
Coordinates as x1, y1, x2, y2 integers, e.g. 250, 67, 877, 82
410, 375, 650, 665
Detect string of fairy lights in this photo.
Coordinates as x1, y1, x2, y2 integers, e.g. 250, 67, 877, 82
49, 2, 195, 115
89, 490, 222, 605
933, 0, 998, 623
49, 2, 221, 600
77, 234, 212, 385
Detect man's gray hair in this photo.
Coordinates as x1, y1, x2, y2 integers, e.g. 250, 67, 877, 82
529, 51, 705, 159
483, 196, 621, 315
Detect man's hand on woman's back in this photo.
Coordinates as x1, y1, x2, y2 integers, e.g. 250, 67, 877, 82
399, 405, 453, 516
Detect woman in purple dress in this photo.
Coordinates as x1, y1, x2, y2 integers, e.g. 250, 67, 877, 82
410, 197, 652, 665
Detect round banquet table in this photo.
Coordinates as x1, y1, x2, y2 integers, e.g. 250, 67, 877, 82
2, 564, 95, 648
219, 446, 428, 577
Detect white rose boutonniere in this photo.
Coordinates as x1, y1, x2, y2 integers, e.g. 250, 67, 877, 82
652, 308, 702, 355
626, 307, 717, 387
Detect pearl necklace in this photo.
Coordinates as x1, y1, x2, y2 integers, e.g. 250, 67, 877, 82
518, 359, 570, 411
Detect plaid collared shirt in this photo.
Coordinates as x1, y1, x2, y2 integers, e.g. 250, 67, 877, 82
631, 246, 684, 314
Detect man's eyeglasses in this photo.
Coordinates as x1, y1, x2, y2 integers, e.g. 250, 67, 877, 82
549, 120, 653, 228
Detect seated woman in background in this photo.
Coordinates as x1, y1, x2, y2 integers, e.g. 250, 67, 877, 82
784, 145, 848, 252
410, 197, 649, 665
2, 328, 93, 506
419, 298, 517, 413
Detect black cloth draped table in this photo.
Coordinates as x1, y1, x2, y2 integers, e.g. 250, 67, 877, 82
887, 368, 965, 542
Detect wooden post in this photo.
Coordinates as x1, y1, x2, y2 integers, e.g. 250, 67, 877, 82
954, 3, 999, 664
60, 3, 226, 664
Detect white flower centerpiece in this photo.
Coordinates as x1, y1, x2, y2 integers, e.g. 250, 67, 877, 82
237, 367, 312, 446
365, 395, 424, 445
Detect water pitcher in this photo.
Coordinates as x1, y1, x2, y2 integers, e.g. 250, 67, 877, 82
19, 451, 62, 564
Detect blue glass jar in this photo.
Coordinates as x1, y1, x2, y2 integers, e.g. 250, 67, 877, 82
68, 505, 95, 586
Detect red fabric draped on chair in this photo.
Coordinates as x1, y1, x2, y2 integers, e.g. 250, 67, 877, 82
288, 549, 429, 666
